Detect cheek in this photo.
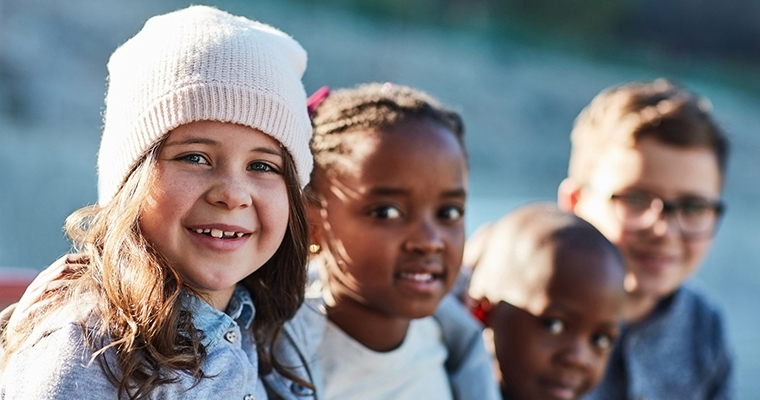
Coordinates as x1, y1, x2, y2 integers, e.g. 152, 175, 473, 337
585, 352, 612, 390
683, 239, 712, 270
261, 187, 291, 240
140, 187, 183, 243
494, 318, 546, 375
445, 227, 465, 278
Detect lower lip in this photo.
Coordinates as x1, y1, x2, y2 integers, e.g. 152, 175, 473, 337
188, 229, 249, 251
541, 384, 576, 400
395, 275, 444, 295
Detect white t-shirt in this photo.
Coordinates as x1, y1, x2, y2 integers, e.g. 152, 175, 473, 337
318, 316, 454, 400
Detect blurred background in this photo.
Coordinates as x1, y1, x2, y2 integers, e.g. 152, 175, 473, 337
1, 0, 758, 397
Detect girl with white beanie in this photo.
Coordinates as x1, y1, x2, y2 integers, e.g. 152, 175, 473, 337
0, 6, 320, 399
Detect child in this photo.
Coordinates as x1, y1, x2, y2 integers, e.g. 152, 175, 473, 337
0, 6, 319, 399
467, 202, 627, 400
305, 83, 500, 400
557, 79, 734, 399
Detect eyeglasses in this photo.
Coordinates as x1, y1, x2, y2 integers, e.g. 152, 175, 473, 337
608, 192, 724, 239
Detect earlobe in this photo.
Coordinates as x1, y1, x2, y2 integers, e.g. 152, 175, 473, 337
557, 178, 582, 212
306, 200, 325, 249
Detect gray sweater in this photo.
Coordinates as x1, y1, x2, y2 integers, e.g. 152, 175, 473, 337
582, 283, 734, 400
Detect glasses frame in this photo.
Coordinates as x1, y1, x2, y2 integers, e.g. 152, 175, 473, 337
607, 192, 725, 240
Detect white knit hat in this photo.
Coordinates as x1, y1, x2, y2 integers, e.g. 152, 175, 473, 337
97, 5, 312, 205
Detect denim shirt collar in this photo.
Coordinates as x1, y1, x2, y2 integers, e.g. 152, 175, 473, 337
185, 285, 255, 349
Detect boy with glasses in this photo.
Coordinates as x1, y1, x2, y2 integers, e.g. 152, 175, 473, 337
558, 79, 734, 399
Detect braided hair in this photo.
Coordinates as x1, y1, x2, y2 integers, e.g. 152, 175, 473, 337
308, 82, 465, 178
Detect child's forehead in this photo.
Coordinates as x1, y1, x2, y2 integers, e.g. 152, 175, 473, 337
470, 208, 624, 305
588, 136, 723, 197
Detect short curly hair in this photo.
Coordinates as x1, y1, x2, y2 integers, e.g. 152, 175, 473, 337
568, 79, 729, 186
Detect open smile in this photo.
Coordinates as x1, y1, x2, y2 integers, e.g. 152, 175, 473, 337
191, 228, 248, 239
396, 272, 442, 282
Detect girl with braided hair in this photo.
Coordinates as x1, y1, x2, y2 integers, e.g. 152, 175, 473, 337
305, 83, 499, 400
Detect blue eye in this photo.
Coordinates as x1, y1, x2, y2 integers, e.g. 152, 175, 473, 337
180, 153, 209, 165
438, 206, 464, 222
369, 206, 402, 220
248, 161, 277, 173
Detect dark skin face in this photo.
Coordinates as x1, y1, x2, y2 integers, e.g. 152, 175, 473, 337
309, 118, 468, 351
489, 241, 625, 400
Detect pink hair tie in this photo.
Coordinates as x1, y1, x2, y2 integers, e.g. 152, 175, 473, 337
307, 86, 330, 117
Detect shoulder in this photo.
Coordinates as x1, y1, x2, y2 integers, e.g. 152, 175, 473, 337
432, 295, 501, 400
433, 294, 483, 344
671, 283, 730, 351
284, 297, 327, 353
609, 283, 735, 398
1, 320, 116, 398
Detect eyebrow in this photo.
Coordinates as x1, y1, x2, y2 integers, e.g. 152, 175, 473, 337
368, 187, 466, 199
164, 136, 282, 157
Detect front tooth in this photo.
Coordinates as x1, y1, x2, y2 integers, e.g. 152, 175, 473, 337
224, 231, 235, 237
210, 229, 223, 238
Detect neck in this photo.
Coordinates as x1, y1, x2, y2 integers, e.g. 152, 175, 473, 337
197, 286, 235, 312
325, 294, 411, 352
622, 291, 660, 323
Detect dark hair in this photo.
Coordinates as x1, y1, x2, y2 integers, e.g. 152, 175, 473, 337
568, 79, 729, 186
308, 82, 465, 180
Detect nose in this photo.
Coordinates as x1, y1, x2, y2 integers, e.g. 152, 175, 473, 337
650, 211, 679, 238
557, 336, 595, 371
403, 216, 445, 254
205, 170, 253, 210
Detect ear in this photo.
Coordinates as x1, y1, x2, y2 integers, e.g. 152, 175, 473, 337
306, 198, 325, 248
557, 177, 582, 213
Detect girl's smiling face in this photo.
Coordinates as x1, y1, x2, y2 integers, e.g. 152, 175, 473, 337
140, 120, 290, 309
311, 118, 468, 321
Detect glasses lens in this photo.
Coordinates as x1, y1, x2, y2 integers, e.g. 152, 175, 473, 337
677, 201, 719, 238
612, 193, 661, 230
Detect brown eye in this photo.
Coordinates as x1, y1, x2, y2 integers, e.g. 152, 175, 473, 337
541, 319, 565, 335
592, 333, 613, 350
369, 206, 401, 220
438, 206, 464, 222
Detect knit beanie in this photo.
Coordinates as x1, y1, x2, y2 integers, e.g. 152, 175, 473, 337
97, 5, 312, 205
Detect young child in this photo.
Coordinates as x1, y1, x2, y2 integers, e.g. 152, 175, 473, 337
467, 202, 627, 400
0, 6, 318, 399
557, 79, 734, 399
305, 83, 500, 400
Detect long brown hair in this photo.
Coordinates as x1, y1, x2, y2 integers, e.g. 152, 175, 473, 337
1, 138, 309, 399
